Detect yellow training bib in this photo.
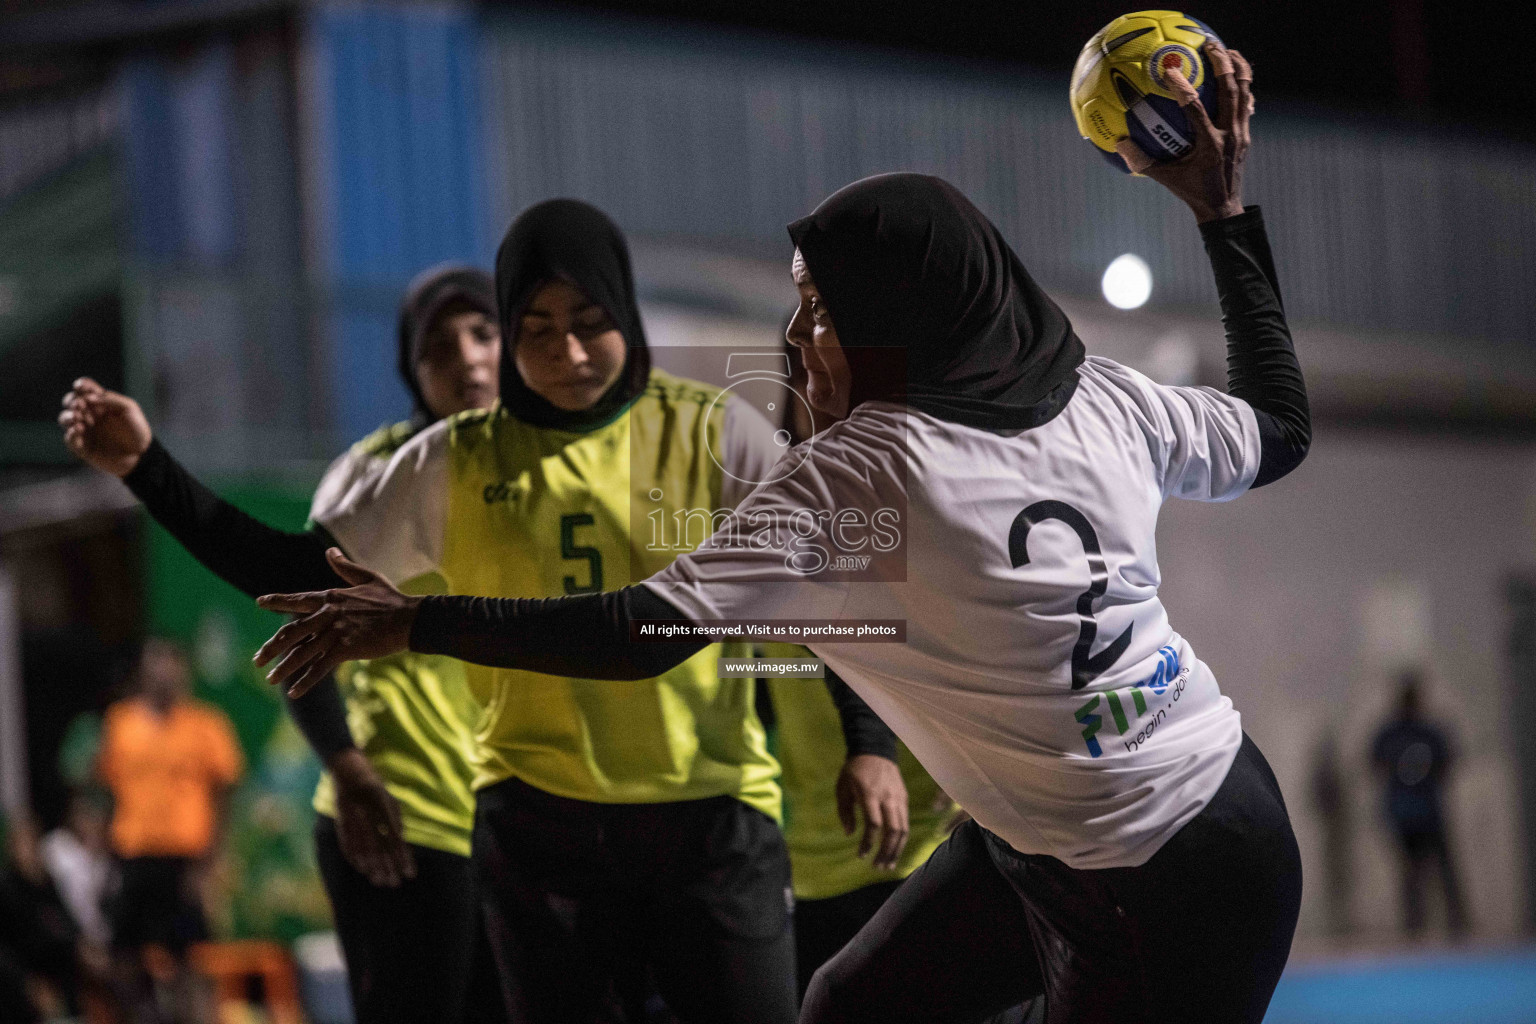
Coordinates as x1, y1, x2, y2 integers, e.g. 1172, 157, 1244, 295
438, 372, 781, 822
763, 643, 957, 900
311, 424, 480, 857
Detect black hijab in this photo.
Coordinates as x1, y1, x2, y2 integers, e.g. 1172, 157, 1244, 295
495, 199, 652, 432
787, 173, 1084, 430
397, 263, 497, 423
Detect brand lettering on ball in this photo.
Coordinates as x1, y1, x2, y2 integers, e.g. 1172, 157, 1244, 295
1151, 123, 1188, 152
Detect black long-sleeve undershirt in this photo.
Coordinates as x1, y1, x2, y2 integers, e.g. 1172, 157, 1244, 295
825, 672, 898, 761
123, 439, 355, 760
409, 207, 1309, 707
286, 673, 355, 762
411, 589, 898, 759
125, 438, 897, 761
124, 439, 344, 595
1199, 206, 1311, 487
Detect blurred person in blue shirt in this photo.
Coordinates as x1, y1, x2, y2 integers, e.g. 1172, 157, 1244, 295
1370, 671, 1467, 938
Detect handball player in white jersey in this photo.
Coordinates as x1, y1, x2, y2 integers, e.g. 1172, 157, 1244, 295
255, 48, 1309, 1023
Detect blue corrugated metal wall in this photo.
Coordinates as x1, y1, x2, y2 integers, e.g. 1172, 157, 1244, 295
309, 2, 489, 441
0, 87, 118, 206
100, 2, 1536, 462
117, 27, 318, 473
123, 42, 245, 268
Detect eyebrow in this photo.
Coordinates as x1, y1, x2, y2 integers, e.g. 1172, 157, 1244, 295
522, 302, 603, 319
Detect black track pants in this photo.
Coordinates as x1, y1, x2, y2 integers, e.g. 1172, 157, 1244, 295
472, 777, 798, 1024
802, 734, 1302, 1024
314, 816, 505, 1024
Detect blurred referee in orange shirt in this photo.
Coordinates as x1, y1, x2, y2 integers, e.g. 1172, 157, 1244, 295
97, 638, 243, 1022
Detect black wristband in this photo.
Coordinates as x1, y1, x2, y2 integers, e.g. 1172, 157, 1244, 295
1197, 204, 1266, 241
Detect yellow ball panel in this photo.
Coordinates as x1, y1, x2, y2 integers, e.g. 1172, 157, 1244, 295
1079, 96, 1128, 154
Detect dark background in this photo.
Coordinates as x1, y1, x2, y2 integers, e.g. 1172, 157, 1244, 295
1, 2, 1518, 138
540, 0, 1523, 139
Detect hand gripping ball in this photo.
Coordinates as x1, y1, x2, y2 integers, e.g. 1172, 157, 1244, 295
1070, 11, 1223, 172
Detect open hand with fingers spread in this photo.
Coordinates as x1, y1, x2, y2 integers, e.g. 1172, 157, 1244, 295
1116, 41, 1254, 223
255, 548, 422, 697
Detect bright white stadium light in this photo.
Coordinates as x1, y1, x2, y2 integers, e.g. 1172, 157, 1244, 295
1101, 253, 1152, 310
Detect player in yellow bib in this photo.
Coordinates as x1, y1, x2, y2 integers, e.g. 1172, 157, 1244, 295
61, 266, 504, 1023
306, 200, 905, 1024
765, 652, 959, 988
752, 346, 968, 999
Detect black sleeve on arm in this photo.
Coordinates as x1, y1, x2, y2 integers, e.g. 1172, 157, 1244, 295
410, 586, 709, 680
824, 666, 898, 762
124, 441, 357, 762
286, 676, 355, 763
1199, 206, 1311, 487
123, 438, 344, 596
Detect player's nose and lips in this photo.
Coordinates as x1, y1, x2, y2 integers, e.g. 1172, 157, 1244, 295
415, 301, 502, 418
514, 278, 629, 412
787, 248, 853, 423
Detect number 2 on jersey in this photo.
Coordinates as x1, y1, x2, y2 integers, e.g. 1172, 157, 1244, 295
1008, 500, 1132, 690
560, 513, 604, 595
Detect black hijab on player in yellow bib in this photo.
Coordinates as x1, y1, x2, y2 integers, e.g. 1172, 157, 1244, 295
787, 173, 1085, 431
396, 263, 497, 426
495, 199, 653, 433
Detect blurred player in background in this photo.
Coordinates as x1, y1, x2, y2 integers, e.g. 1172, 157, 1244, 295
296, 198, 902, 1024
98, 639, 243, 1024
1, 809, 105, 1023
758, 341, 948, 990
41, 792, 114, 952
62, 267, 504, 1023
1371, 670, 1468, 938
764, 343, 1037, 1022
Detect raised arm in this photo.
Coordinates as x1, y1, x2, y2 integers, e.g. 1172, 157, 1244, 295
1201, 209, 1309, 486
1117, 43, 1309, 487
61, 380, 421, 884
60, 378, 343, 596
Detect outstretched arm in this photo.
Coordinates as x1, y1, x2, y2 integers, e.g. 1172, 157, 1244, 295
62, 380, 421, 884
60, 378, 344, 596
254, 548, 706, 696
256, 545, 916, 868
62, 377, 352, 735
125, 439, 344, 593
